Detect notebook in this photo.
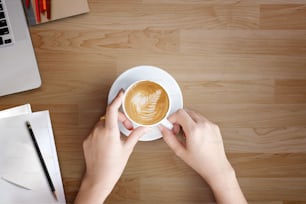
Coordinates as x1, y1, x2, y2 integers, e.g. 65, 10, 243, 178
0, 0, 41, 97
0, 104, 66, 204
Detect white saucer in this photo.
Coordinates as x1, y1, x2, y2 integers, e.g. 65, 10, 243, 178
108, 65, 183, 141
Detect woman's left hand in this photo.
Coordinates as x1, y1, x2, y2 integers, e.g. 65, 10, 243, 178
75, 90, 148, 204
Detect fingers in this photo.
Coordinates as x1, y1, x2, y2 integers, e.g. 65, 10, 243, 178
185, 109, 215, 126
172, 123, 180, 135
160, 125, 186, 159
126, 126, 148, 149
118, 112, 133, 131
185, 109, 203, 123
168, 109, 195, 133
106, 90, 124, 129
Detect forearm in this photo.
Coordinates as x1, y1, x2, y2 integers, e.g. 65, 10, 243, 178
207, 166, 247, 204
74, 176, 112, 204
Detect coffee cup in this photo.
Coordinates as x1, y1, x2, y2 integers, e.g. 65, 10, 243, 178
122, 80, 173, 130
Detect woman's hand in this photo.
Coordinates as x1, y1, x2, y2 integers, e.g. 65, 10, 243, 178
75, 91, 148, 204
160, 109, 231, 182
160, 109, 247, 204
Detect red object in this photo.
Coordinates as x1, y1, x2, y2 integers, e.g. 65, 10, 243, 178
40, 0, 44, 13
46, 0, 51, 19
35, 0, 41, 23
42, 0, 47, 11
26, 0, 30, 8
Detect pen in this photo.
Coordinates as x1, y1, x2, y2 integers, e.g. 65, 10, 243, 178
26, 121, 58, 201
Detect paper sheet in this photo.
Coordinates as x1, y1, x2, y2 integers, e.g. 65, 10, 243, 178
0, 104, 34, 189
0, 109, 66, 203
0, 104, 32, 119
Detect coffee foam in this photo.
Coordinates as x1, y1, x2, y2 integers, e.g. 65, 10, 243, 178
124, 81, 169, 125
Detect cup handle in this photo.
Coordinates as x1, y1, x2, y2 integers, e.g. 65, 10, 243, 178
160, 118, 173, 130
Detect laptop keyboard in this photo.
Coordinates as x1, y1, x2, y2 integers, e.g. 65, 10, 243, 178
0, 0, 14, 48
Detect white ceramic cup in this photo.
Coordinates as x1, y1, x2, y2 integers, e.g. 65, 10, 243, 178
122, 80, 173, 130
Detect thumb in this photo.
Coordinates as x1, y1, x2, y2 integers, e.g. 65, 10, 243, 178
160, 125, 186, 159
126, 126, 148, 149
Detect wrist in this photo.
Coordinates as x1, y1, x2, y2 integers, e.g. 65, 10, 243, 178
208, 165, 236, 192
203, 160, 236, 190
75, 175, 112, 204
205, 164, 247, 204
85, 174, 113, 195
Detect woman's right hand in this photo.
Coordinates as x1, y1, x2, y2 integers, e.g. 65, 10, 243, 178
160, 109, 232, 183
160, 109, 247, 204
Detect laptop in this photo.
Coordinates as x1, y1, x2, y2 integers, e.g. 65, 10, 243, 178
0, 0, 41, 97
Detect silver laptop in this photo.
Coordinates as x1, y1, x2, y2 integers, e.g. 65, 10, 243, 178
0, 0, 41, 97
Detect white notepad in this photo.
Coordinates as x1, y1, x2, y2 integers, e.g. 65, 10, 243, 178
0, 105, 66, 204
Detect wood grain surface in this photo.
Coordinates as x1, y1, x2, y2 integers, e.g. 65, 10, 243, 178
1, 0, 306, 203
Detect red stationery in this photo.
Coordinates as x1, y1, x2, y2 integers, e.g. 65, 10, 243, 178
46, 0, 51, 19
23, 0, 89, 25
42, 0, 47, 11
26, 0, 30, 8
39, 0, 43, 13
35, 0, 41, 23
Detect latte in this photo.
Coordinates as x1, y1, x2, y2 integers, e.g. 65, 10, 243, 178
124, 80, 170, 125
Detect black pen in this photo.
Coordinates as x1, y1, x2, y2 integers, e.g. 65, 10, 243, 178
26, 121, 58, 201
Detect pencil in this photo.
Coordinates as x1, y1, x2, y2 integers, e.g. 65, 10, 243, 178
26, 121, 58, 201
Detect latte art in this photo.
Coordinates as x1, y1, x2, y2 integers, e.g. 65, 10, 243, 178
131, 89, 162, 114
124, 81, 169, 125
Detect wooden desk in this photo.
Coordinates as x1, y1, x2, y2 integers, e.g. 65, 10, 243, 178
1, 0, 306, 203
